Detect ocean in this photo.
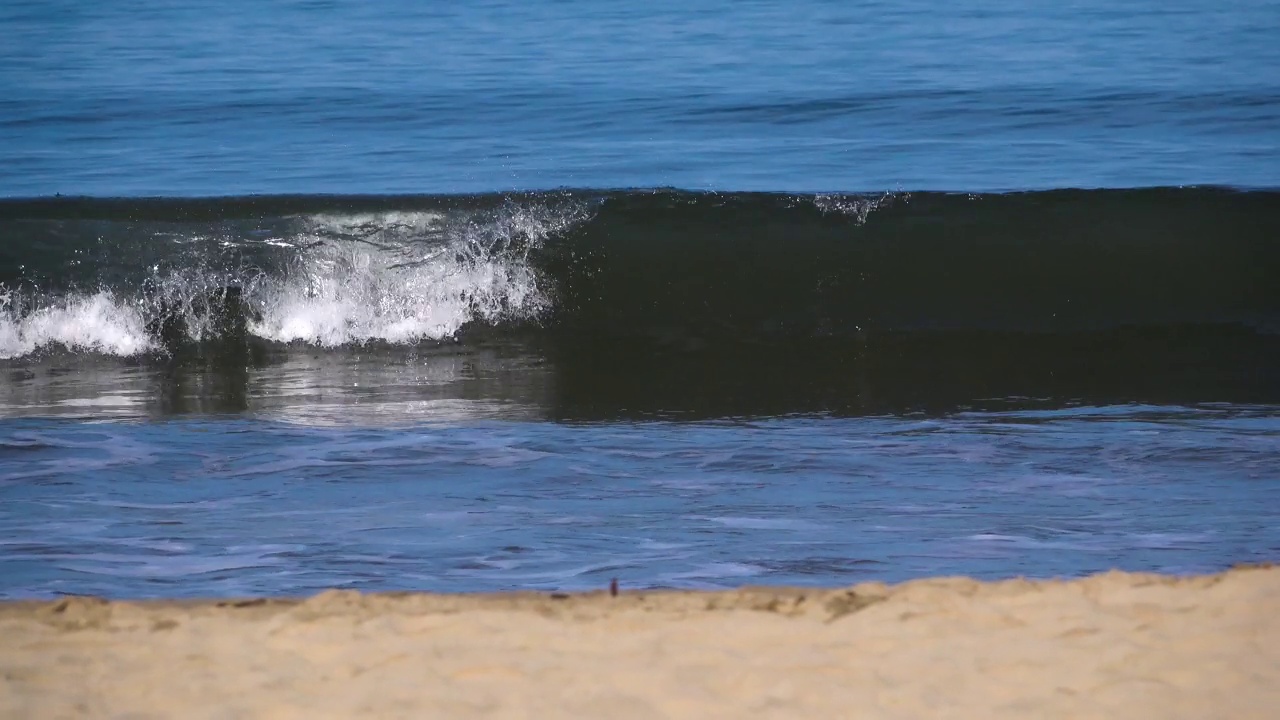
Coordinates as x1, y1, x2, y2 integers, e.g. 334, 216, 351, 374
1, 0, 1277, 598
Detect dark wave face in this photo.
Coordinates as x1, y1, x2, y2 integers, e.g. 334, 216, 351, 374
2, 188, 1279, 418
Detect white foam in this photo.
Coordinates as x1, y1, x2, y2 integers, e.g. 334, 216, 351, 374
249, 206, 579, 347
0, 291, 155, 359
250, 245, 536, 345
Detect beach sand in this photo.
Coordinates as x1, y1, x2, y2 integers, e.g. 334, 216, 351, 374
1, 566, 1276, 719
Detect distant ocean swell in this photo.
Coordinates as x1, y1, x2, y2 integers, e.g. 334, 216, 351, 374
1, 188, 1277, 361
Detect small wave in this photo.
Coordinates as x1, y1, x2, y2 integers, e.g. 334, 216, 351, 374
1, 188, 1277, 359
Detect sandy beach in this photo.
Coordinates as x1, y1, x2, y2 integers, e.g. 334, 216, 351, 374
1, 566, 1276, 719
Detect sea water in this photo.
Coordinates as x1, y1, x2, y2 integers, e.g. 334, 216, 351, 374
1, 0, 1278, 598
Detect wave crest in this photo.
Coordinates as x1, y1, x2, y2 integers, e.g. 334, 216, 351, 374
0, 200, 595, 358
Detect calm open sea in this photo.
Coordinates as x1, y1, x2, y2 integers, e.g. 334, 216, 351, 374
1, 0, 1277, 598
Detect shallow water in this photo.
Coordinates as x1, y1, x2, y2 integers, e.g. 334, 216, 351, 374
3, 406, 1277, 599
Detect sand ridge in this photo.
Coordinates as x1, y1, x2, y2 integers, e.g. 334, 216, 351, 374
1, 566, 1277, 718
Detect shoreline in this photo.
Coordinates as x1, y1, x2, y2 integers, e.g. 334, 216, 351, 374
2, 566, 1277, 718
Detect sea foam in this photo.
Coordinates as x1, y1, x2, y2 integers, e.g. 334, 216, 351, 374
0, 290, 155, 359
249, 204, 581, 346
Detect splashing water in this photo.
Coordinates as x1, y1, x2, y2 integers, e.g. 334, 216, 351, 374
0, 200, 594, 358
0, 289, 155, 359
250, 204, 587, 346
810, 192, 900, 221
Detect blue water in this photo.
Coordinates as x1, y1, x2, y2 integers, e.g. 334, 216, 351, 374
3, 408, 1277, 598
3, 0, 1279, 195
2, 0, 1279, 598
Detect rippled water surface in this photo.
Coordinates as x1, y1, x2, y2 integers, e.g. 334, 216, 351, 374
2, 406, 1277, 598
4, 0, 1279, 194
3, 0, 1279, 597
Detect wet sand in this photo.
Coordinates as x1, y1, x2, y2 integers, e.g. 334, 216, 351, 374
1, 566, 1276, 719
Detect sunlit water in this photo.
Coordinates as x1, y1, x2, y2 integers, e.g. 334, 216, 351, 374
3, 0, 1278, 195
3, 0, 1279, 598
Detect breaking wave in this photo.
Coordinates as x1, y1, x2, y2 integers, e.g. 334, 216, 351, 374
1, 187, 1277, 361
0, 197, 594, 359
247, 207, 572, 346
